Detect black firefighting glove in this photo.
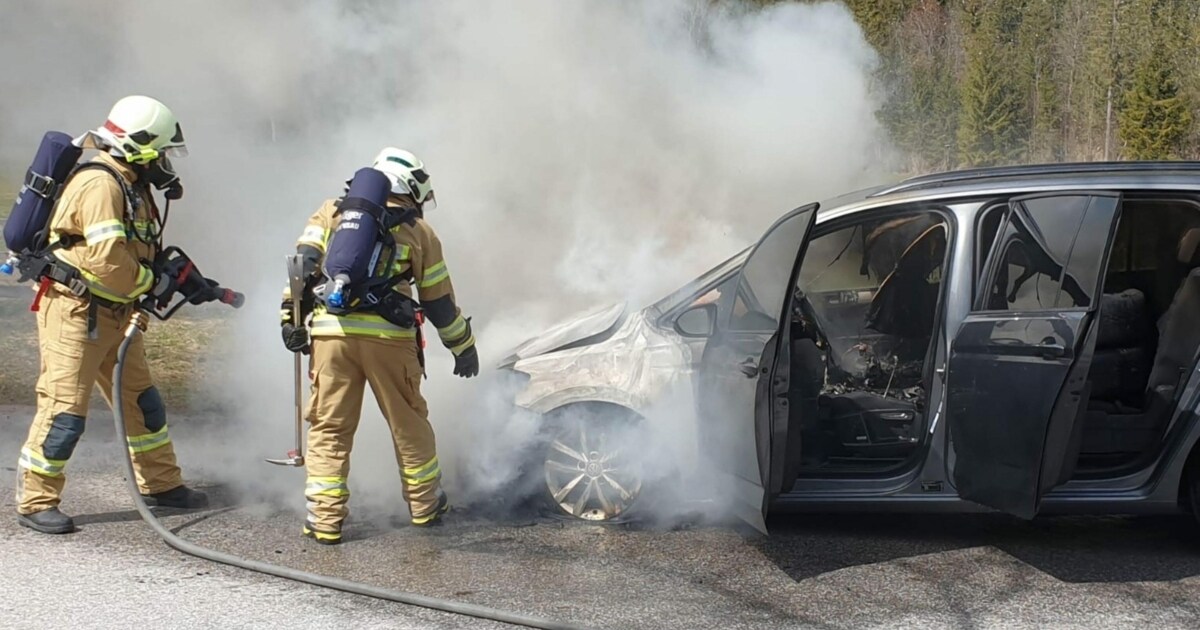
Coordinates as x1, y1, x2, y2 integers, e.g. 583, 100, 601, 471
281, 323, 311, 355
147, 265, 180, 308
453, 345, 479, 378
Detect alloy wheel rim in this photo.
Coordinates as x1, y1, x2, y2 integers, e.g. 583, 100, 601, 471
543, 421, 642, 521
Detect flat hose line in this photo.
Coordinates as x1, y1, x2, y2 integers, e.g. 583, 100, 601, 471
111, 318, 595, 630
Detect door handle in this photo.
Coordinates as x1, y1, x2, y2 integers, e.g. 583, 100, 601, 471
738, 358, 760, 377
1039, 342, 1066, 360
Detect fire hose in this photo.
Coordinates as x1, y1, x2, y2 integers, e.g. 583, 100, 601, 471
110, 311, 594, 630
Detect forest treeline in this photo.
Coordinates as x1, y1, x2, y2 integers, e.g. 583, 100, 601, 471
772, 1, 1200, 170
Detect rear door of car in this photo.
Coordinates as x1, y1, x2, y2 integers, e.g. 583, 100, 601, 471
696, 204, 817, 533
946, 192, 1122, 518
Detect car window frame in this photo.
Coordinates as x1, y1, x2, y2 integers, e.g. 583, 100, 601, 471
655, 267, 740, 336
723, 203, 821, 334
972, 192, 1118, 316
797, 203, 958, 294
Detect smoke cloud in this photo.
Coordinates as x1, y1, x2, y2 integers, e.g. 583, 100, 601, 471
1, 1, 891, 522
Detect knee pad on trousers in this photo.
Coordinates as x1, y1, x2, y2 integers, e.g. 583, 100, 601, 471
43, 413, 86, 460
137, 387, 167, 433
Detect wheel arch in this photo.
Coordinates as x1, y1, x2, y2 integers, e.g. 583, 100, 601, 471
521, 387, 648, 418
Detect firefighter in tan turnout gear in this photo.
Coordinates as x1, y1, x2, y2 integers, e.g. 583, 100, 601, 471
281, 147, 478, 545
15, 96, 208, 535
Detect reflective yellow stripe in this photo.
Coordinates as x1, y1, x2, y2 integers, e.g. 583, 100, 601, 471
127, 426, 171, 454
303, 525, 342, 541
83, 219, 126, 246
449, 335, 476, 356
134, 264, 154, 294
74, 265, 152, 303
305, 476, 349, 498
129, 219, 158, 242
419, 261, 449, 288
411, 494, 449, 524
51, 254, 153, 302
390, 247, 413, 276
310, 310, 416, 340
18, 447, 66, 477
298, 225, 329, 251
402, 456, 441, 486
437, 315, 468, 341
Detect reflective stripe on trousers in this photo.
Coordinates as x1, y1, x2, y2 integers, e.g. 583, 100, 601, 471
18, 447, 66, 477
305, 476, 349, 498
126, 425, 171, 454
401, 456, 440, 486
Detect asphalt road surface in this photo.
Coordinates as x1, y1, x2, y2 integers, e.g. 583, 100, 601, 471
2, 405, 1199, 630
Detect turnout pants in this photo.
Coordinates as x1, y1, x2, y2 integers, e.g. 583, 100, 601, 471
17, 292, 183, 514
304, 336, 442, 532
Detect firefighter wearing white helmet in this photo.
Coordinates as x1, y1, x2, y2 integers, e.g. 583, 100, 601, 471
91, 95, 188, 200
281, 147, 477, 544
14, 95, 207, 535
372, 147, 437, 211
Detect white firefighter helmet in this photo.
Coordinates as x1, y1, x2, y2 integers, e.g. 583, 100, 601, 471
93, 95, 188, 164
372, 147, 436, 210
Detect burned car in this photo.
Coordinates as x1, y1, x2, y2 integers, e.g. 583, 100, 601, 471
499, 162, 1200, 533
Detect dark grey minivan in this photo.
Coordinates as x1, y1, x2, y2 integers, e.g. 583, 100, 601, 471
499, 162, 1200, 533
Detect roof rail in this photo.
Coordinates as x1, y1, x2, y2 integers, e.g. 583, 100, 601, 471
870, 161, 1200, 197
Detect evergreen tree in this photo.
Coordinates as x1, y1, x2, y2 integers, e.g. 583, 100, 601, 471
1017, 0, 1062, 161
956, 0, 1028, 166
841, 0, 918, 50
1118, 42, 1193, 159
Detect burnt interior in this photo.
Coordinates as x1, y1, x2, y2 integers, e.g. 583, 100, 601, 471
789, 210, 949, 473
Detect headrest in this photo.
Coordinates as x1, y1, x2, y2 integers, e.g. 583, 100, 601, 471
1178, 228, 1200, 266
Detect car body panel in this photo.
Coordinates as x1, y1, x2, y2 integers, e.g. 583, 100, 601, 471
511, 310, 693, 415
502, 302, 628, 367
499, 163, 1200, 524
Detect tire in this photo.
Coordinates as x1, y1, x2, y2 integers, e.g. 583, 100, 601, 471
538, 404, 645, 523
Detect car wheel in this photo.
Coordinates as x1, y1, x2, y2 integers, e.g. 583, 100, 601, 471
541, 405, 644, 522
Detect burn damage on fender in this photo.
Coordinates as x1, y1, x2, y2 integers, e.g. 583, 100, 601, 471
509, 311, 691, 415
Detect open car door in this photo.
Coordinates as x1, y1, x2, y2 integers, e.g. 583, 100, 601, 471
697, 204, 817, 533
947, 193, 1122, 519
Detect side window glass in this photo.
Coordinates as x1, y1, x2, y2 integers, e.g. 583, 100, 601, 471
729, 207, 815, 331
980, 195, 1116, 311
684, 274, 737, 328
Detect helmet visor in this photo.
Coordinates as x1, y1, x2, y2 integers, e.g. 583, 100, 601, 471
383, 172, 413, 196
163, 145, 189, 159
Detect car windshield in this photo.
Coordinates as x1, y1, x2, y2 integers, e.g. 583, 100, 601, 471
647, 248, 749, 316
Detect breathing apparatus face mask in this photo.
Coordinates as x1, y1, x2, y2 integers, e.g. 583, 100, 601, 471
144, 156, 184, 200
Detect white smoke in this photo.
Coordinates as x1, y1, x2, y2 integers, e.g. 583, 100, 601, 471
1, 0, 891, 522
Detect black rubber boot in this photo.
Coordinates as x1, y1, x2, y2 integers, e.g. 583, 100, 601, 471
141, 485, 209, 509
302, 524, 343, 545
411, 493, 450, 527
17, 507, 76, 534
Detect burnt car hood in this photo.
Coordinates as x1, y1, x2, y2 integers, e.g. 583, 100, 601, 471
498, 301, 628, 366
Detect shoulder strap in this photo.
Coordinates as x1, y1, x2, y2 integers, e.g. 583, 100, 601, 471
42, 161, 140, 254
71, 161, 140, 216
